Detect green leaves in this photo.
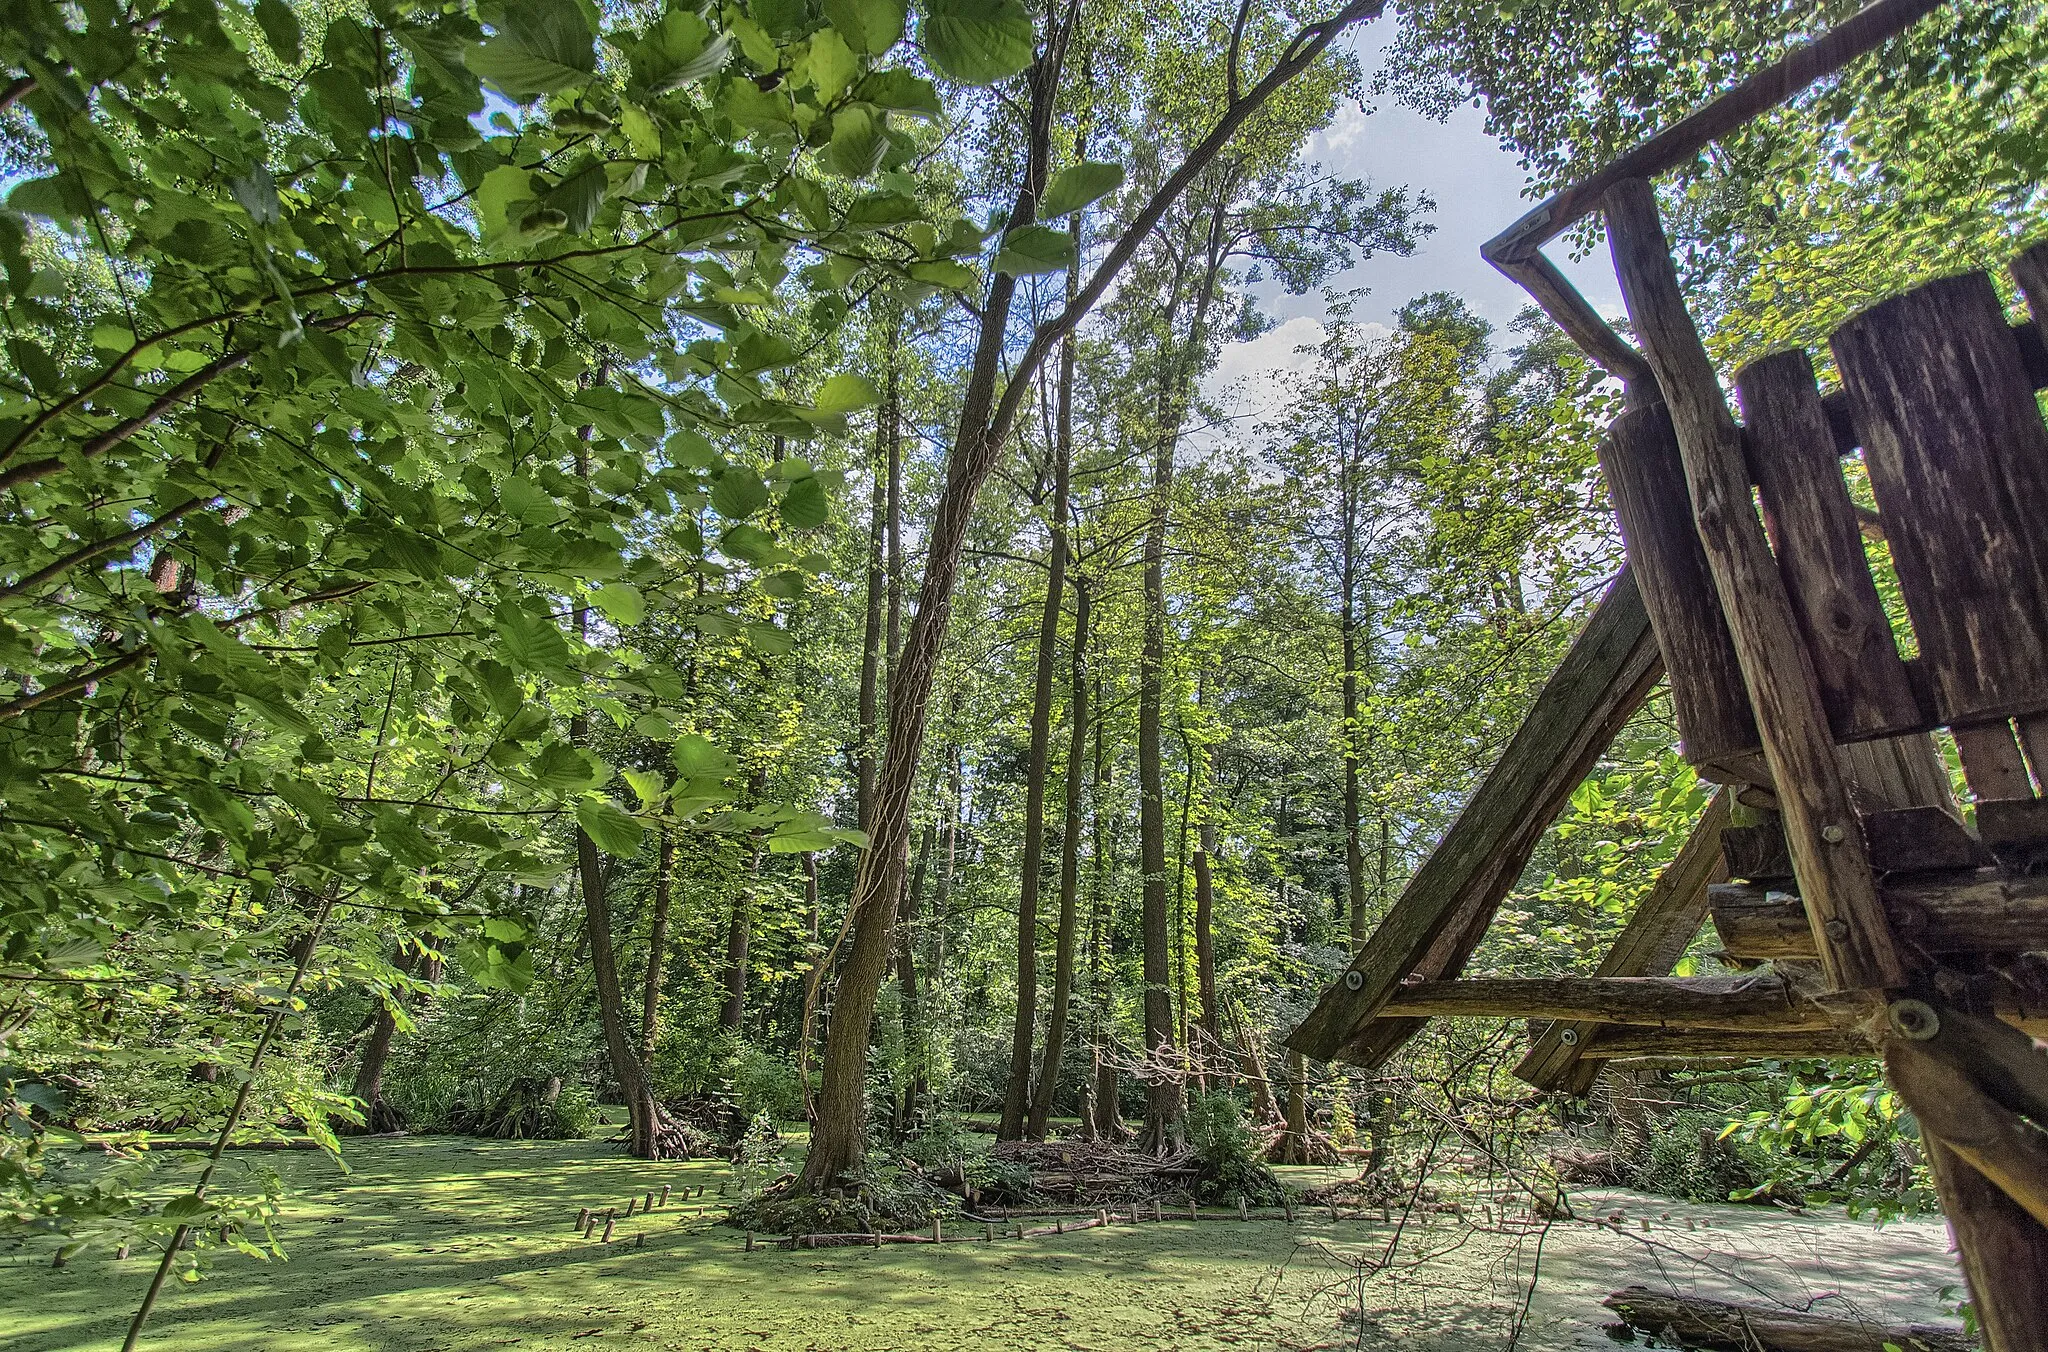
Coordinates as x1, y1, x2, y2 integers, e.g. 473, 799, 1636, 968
589, 582, 646, 626
575, 795, 644, 856
826, 0, 908, 54
823, 105, 890, 179
629, 8, 731, 94
994, 222, 1074, 275
710, 466, 771, 518
1040, 162, 1122, 219
778, 475, 830, 529
466, 0, 598, 101
814, 373, 879, 413
919, 0, 1035, 85
495, 602, 571, 675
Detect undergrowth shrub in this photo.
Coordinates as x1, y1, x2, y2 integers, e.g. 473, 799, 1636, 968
1186, 1091, 1286, 1205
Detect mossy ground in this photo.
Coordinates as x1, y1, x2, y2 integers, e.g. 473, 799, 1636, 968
0, 1134, 1965, 1351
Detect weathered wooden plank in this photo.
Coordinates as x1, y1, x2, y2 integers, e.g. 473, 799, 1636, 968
1603, 1285, 1971, 1352
1515, 793, 1729, 1092
1285, 568, 1663, 1065
1711, 873, 2048, 961
1606, 177, 1902, 993
1954, 721, 2036, 803
1578, 1026, 1867, 1059
1737, 349, 1923, 742
1924, 1140, 2048, 1352
1836, 735, 1957, 818
1861, 805, 1994, 872
1723, 805, 1989, 886
1832, 271, 2048, 727
1384, 972, 1826, 1030
1600, 403, 1762, 778
1976, 797, 2048, 873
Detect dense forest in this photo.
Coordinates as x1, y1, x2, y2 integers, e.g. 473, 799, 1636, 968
2, 0, 2046, 1346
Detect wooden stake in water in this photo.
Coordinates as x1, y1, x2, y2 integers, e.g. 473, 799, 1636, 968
600, 1217, 614, 1243
659, 1184, 671, 1206
1238, 1198, 1249, 1222
1189, 1199, 1199, 1222
745, 1231, 755, 1252
984, 1224, 995, 1242
932, 1218, 943, 1244
576, 1206, 591, 1231
644, 1191, 655, 1213
624, 1198, 636, 1218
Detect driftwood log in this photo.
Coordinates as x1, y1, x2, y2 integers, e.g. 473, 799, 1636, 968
1603, 1286, 1971, 1352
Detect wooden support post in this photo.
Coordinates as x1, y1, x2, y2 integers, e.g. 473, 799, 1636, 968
1289, 567, 1663, 1064
1238, 1197, 1249, 1221
1710, 873, 2048, 965
659, 1183, 670, 1206
1924, 1141, 2048, 1352
575, 1207, 590, 1231
1605, 176, 1901, 993
1887, 1035, 2048, 1230
600, 1216, 614, 1244
1599, 401, 1760, 777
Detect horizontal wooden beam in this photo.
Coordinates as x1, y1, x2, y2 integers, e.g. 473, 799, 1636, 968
1382, 973, 1829, 1031
1482, 0, 1945, 266
1516, 791, 1729, 1092
1578, 1027, 1869, 1060
1710, 873, 2048, 961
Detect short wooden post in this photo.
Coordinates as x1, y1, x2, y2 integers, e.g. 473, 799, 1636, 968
624, 1197, 636, 1218
984, 1224, 995, 1242
1237, 1197, 1249, 1221
1152, 1198, 1162, 1222
116, 1243, 130, 1260
635, 1233, 645, 1249
932, 1217, 943, 1244
745, 1231, 754, 1252
659, 1183, 671, 1206
1188, 1198, 1198, 1222
600, 1216, 614, 1243
575, 1206, 591, 1231
1283, 1196, 1295, 1224
644, 1191, 655, 1212
1328, 1200, 1339, 1222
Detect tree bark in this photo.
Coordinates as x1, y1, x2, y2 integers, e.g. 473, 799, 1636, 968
640, 828, 674, 1064
720, 794, 768, 1033
349, 939, 441, 1134
895, 821, 933, 1133
1341, 433, 1370, 950
1192, 814, 1219, 1071
1029, 577, 1090, 1137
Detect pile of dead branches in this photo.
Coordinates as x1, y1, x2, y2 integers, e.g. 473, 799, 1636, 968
989, 1139, 1200, 1205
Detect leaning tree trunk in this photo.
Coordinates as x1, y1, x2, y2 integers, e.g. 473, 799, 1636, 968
349, 939, 441, 1134
796, 0, 1382, 1192
1028, 576, 1090, 1137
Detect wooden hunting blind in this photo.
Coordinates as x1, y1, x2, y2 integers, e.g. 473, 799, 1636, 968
1285, 0, 2048, 1341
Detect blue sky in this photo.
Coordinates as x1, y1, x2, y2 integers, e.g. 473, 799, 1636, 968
1208, 18, 1622, 408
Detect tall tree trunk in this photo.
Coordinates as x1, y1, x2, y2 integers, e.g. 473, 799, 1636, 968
1138, 409, 1180, 1151
1341, 436, 1370, 951
1277, 1047, 1311, 1164
795, 0, 1380, 1191
1028, 577, 1090, 1137
640, 828, 674, 1064
856, 386, 888, 829
720, 818, 767, 1033
1087, 666, 1125, 1143
999, 390, 1074, 1142
349, 940, 441, 1134
894, 821, 933, 1133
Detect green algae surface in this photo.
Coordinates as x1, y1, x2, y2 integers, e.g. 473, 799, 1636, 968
2, 1136, 1408, 1351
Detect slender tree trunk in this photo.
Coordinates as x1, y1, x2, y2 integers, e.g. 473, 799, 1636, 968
640, 828, 674, 1064
895, 822, 933, 1133
720, 826, 767, 1034
571, 384, 677, 1159
794, 0, 1381, 1191
856, 391, 888, 829
349, 940, 440, 1133
999, 391, 1074, 1142
1028, 578, 1090, 1137
1192, 814, 1219, 1072
1087, 667, 1125, 1143
1341, 439, 1370, 951
1278, 1048, 1310, 1165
